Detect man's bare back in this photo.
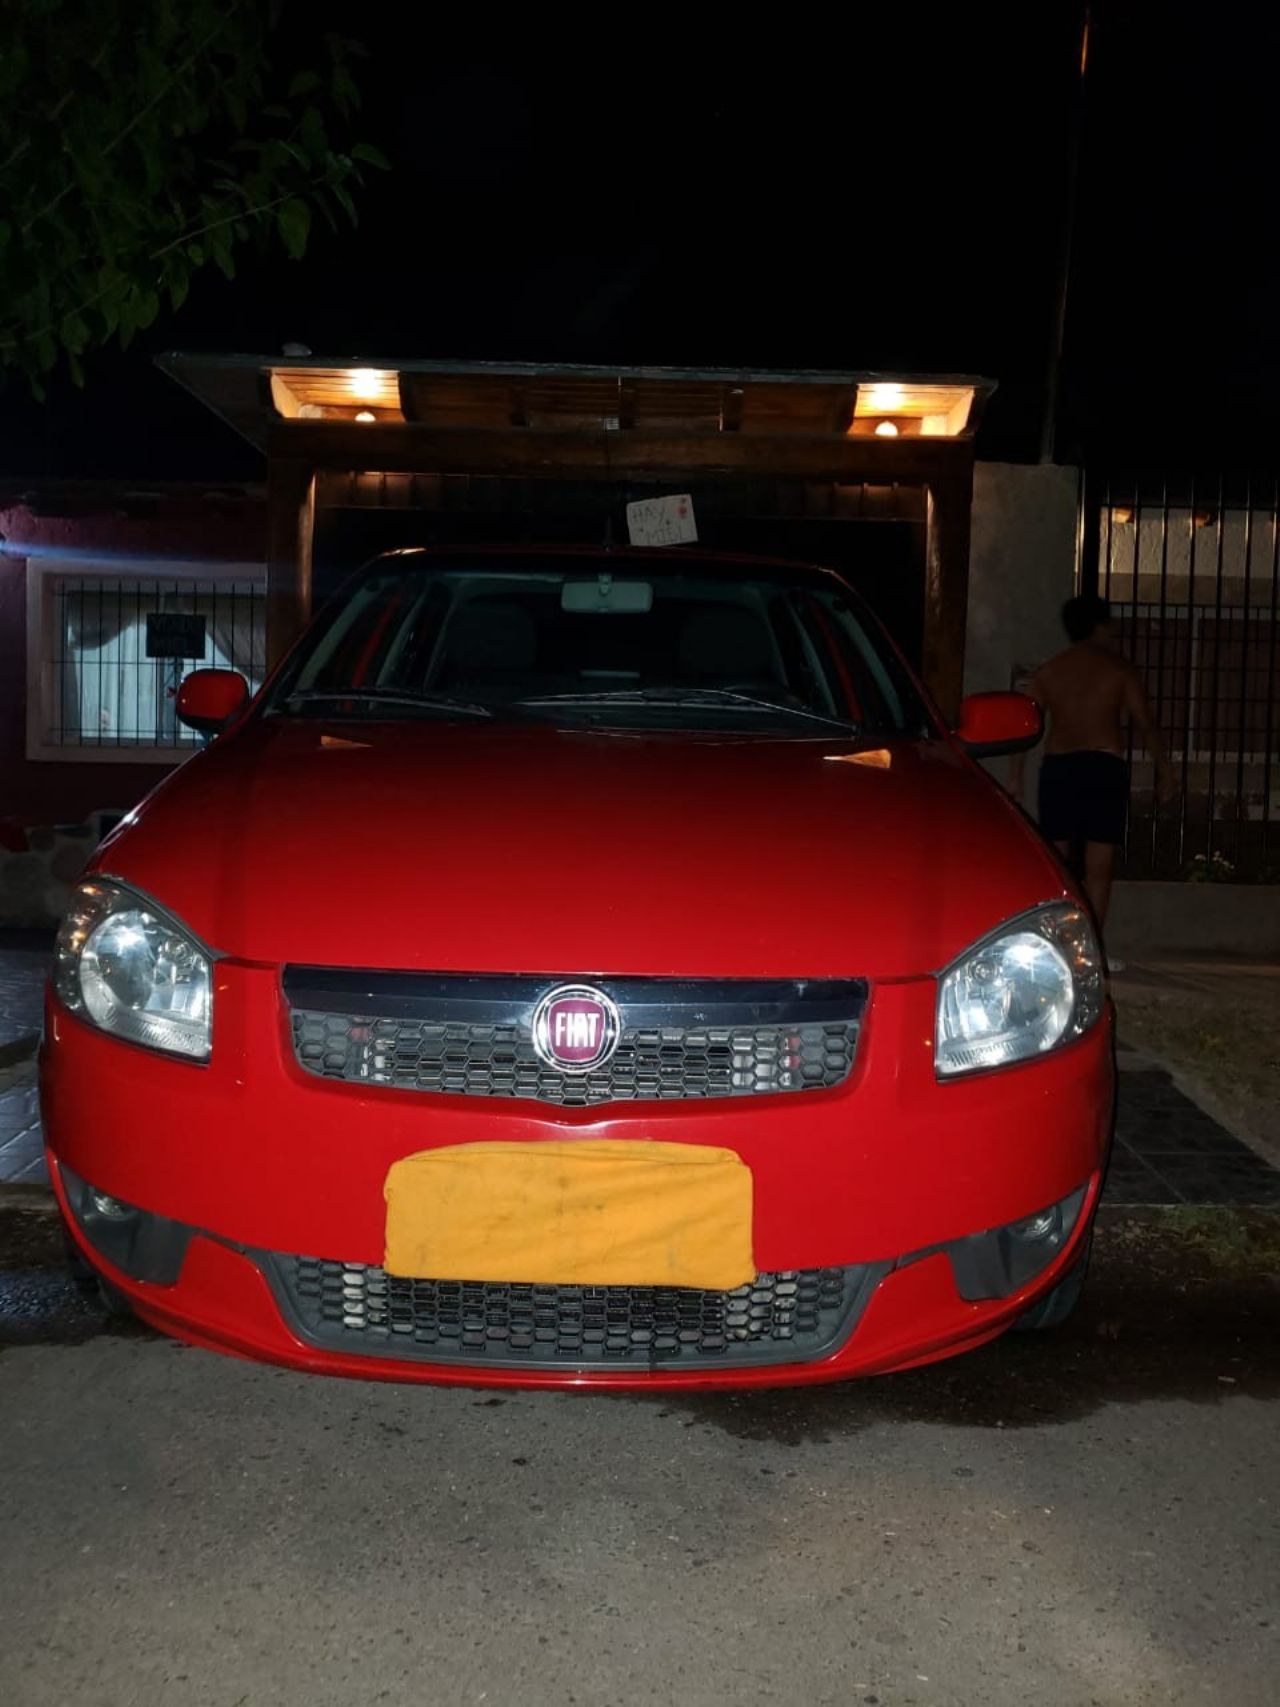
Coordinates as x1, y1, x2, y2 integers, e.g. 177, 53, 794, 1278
1028, 641, 1140, 758
1008, 595, 1174, 937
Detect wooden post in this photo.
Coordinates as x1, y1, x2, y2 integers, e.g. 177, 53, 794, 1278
922, 452, 975, 724
266, 457, 315, 669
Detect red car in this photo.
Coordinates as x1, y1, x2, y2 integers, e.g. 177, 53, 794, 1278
42, 547, 1113, 1389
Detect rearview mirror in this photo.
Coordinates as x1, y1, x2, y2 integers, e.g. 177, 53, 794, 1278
954, 691, 1041, 758
561, 577, 654, 614
177, 668, 249, 736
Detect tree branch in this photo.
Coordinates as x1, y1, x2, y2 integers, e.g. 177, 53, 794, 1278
18, 1, 249, 238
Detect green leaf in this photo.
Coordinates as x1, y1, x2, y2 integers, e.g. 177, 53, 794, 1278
312, 194, 340, 234
331, 63, 361, 118
298, 106, 327, 164
60, 311, 90, 353
276, 197, 311, 260
328, 178, 357, 225
351, 142, 389, 170
288, 69, 323, 99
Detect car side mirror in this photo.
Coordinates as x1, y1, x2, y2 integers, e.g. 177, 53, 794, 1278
954, 691, 1042, 758
176, 668, 249, 737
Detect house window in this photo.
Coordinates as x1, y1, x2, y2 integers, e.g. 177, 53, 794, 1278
27, 562, 266, 762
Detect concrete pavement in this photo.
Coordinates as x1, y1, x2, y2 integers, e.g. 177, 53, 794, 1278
1, 1207, 1277, 1707
2, 937, 1277, 1704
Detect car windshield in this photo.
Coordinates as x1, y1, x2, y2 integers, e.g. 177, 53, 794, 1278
267, 554, 929, 735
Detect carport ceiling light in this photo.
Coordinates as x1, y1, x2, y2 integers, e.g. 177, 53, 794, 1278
268, 365, 405, 420
347, 367, 395, 403
851, 381, 974, 438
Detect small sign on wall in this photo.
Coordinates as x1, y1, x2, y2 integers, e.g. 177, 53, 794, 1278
145, 613, 208, 659
625, 494, 698, 548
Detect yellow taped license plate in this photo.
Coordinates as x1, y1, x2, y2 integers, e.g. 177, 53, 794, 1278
383, 1140, 755, 1290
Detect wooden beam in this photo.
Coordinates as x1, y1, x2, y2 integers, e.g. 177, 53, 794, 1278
829, 385, 858, 436
267, 420, 971, 486
721, 386, 745, 432
266, 458, 315, 667
922, 456, 975, 723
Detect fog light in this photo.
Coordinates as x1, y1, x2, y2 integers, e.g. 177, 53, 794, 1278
1011, 1208, 1060, 1243
60, 1164, 194, 1286
89, 1189, 135, 1221
947, 1184, 1089, 1301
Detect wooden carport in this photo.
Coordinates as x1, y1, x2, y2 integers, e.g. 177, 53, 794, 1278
156, 358, 993, 717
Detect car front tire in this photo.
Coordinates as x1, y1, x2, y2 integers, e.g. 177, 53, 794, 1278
63, 1231, 133, 1320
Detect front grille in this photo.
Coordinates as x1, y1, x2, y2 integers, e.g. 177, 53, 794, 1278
265, 1256, 880, 1371
284, 971, 866, 1107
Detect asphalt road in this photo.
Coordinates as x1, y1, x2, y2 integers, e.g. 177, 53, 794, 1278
1, 1210, 1276, 1707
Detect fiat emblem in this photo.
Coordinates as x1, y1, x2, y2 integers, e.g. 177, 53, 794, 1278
532, 984, 621, 1073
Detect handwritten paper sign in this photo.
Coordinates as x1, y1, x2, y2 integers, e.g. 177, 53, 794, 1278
625, 494, 698, 548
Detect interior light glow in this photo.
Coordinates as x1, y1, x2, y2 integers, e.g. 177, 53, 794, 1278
866, 383, 905, 411
874, 420, 900, 438
354, 410, 376, 423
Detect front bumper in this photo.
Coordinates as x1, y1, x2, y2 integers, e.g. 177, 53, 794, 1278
41, 963, 1114, 1389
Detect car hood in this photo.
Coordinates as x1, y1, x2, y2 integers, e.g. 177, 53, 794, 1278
95, 719, 1067, 980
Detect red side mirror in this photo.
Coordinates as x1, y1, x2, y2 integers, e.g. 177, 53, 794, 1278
954, 691, 1042, 758
177, 668, 249, 736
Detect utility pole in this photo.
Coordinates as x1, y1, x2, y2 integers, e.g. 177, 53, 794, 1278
1039, 3, 1092, 465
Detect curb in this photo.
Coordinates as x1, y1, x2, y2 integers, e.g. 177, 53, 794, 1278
0, 1182, 56, 1212
0, 1035, 38, 1071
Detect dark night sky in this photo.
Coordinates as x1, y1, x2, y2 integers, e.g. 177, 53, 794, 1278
2, 3, 1275, 481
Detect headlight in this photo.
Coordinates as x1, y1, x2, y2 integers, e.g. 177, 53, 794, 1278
936, 903, 1103, 1078
54, 880, 212, 1061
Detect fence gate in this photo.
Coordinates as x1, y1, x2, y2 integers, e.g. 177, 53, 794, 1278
1079, 472, 1280, 880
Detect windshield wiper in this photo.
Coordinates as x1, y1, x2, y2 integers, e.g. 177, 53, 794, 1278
519, 686, 859, 732
280, 688, 493, 718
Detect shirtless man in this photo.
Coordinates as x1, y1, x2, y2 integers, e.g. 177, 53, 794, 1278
1009, 594, 1175, 931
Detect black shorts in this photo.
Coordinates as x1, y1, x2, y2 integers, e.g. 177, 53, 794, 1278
1038, 752, 1128, 846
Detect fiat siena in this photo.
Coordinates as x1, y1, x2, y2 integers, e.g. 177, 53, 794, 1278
42, 548, 1113, 1388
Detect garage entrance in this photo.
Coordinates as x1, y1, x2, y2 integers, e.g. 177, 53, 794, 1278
157, 359, 991, 716
312, 480, 926, 671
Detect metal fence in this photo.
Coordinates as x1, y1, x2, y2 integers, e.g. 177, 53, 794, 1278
1083, 474, 1280, 879
48, 574, 266, 750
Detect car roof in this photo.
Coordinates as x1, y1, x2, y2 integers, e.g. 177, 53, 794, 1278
365, 544, 845, 579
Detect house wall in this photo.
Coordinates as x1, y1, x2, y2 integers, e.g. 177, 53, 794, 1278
964, 462, 1079, 796
965, 461, 1080, 696
0, 498, 263, 924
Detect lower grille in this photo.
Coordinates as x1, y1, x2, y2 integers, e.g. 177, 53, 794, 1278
265, 1256, 880, 1371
